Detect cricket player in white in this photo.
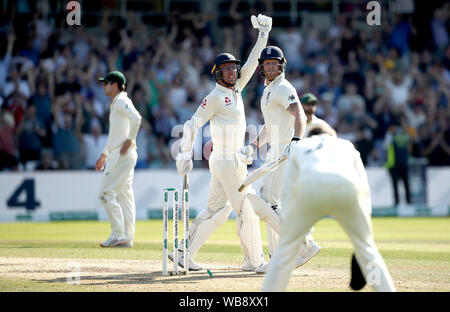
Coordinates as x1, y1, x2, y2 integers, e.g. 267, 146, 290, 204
96, 71, 142, 248
262, 126, 396, 291
239, 46, 321, 274
300, 93, 336, 137
173, 14, 272, 272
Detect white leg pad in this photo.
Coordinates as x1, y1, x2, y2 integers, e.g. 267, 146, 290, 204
187, 204, 233, 258
266, 223, 280, 258
237, 197, 264, 268
246, 193, 281, 233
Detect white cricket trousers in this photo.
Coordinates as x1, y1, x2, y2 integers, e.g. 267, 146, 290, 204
260, 143, 313, 256
188, 152, 264, 268
260, 143, 286, 206
262, 171, 396, 292
99, 148, 137, 241
260, 143, 286, 256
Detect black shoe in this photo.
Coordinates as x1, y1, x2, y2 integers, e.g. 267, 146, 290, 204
350, 253, 366, 291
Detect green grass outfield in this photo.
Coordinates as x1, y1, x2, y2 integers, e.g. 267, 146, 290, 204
0, 217, 449, 291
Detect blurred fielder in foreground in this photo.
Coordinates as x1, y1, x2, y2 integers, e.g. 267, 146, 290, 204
96, 71, 142, 248
300, 93, 336, 137
262, 125, 396, 291
173, 14, 272, 272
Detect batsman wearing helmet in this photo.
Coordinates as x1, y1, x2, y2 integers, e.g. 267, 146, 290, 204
238, 46, 321, 274
172, 14, 272, 272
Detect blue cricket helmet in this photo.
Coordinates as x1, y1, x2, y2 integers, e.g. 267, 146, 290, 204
211, 53, 241, 82
258, 46, 287, 77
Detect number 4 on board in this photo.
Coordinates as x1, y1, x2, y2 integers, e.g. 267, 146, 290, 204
7, 179, 41, 211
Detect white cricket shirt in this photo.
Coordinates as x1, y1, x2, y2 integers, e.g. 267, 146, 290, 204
260, 73, 299, 145
102, 92, 142, 156
304, 115, 331, 137
290, 134, 364, 185
189, 32, 268, 156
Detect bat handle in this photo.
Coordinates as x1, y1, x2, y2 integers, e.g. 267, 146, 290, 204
183, 174, 188, 190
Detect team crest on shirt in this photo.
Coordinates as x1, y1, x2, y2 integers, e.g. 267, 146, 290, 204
201, 98, 207, 109
224, 97, 232, 106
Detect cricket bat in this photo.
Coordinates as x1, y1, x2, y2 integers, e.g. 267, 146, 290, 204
182, 174, 188, 218
238, 155, 288, 192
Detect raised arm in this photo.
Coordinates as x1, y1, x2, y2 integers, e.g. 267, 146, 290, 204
236, 14, 272, 90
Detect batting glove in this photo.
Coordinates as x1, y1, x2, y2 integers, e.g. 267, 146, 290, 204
238, 145, 255, 165
176, 151, 193, 177
251, 14, 272, 36
283, 136, 301, 157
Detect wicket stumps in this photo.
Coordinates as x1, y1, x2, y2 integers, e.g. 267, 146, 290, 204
162, 187, 189, 276
183, 188, 189, 273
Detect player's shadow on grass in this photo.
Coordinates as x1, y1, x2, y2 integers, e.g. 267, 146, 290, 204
33, 268, 262, 286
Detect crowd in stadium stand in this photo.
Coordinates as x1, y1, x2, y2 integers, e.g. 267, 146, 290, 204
0, 4, 449, 171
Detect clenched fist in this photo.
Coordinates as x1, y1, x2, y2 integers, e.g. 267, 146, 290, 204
251, 14, 272, 34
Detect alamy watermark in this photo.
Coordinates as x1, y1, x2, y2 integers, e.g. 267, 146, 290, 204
66, 1, 81, 26
366, 1, 381, 26
170, 123, 274, 162
366, 261, 382, 287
